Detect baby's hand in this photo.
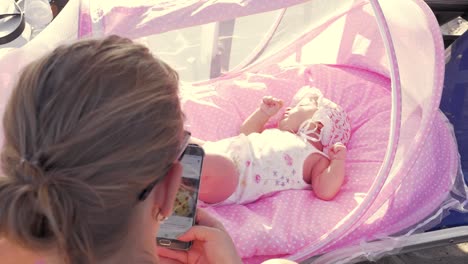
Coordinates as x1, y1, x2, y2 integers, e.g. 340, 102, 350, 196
260, 96, 284, 117
329, 143, 347, 161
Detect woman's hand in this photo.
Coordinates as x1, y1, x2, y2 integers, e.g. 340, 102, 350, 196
260, 96, 284, 117
158, 208, 242, 264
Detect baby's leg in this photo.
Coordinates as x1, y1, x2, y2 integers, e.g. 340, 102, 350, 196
199, 152, 239, 204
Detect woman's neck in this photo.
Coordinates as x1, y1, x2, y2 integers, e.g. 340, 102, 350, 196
101, 203, 160, 264
0, 205, 160, 264
100, 246, 157, 264
0, 238, 63, 264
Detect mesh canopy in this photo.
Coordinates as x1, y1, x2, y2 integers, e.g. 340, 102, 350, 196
0, 0, 466, 262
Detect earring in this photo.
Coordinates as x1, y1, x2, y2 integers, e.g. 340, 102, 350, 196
152, 207, 168, 222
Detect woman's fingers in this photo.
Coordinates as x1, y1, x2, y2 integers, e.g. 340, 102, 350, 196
170, 209, 226, 242
157, 246, 187, 263
177, 225, 225, 242
195, 208, 224, 229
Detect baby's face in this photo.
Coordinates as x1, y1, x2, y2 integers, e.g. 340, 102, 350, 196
278, 97, 318, 132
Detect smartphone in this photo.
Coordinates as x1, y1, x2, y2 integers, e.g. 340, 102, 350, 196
156, 144, 204, 250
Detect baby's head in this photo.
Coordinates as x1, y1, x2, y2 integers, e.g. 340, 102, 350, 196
279, 86, 351, 149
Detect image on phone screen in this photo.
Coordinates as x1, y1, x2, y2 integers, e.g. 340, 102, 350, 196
157, 149, 202, 249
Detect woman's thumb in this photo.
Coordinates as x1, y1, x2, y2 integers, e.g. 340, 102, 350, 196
177, 226, 218, 242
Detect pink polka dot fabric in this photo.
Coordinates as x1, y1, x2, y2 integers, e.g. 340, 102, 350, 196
183, 65, 460, 263
183, 64, 396, 262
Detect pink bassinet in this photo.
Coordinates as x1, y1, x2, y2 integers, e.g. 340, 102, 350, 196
0, 0, 466, 263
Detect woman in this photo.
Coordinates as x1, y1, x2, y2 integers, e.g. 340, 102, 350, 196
0, 36, 241, 264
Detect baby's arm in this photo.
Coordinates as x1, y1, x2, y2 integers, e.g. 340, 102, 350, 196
240, 96, 283, 135
310, 143, 347, 201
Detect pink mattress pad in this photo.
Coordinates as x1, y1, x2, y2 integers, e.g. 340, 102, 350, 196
182, 63, 392, 261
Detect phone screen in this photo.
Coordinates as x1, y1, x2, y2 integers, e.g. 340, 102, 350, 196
157, 150, 202, 243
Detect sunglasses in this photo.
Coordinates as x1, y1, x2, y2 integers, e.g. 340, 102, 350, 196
137, 130, 191, 201
0, 1, 26, 45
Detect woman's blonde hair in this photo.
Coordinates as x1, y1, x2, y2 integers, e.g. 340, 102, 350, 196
0, 36, 184, 263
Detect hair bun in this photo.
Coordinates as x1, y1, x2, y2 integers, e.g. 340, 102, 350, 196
1, 156, 82, 259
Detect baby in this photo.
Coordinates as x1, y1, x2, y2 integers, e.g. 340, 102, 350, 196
195, 86, 351, 205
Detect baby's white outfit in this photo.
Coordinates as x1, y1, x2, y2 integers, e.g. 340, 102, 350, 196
203, 129, 327, 205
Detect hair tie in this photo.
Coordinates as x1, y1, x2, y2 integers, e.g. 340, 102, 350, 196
17, 155, 47, 188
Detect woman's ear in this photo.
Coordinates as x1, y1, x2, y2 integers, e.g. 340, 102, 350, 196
152, 162, 182, 217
